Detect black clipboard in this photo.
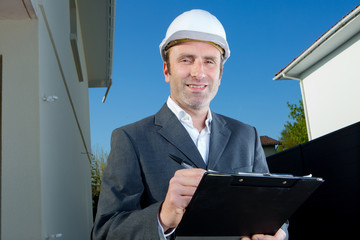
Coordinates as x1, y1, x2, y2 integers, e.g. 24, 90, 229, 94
175, 172, 324, 239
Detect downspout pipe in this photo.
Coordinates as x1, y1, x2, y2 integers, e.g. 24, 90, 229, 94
102, 0, 116, 103
279, 73, 313, 140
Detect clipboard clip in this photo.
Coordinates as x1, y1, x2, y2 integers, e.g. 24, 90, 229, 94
263, 172, 294, 177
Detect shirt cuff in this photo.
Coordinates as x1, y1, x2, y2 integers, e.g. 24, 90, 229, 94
157, 215, 176, 239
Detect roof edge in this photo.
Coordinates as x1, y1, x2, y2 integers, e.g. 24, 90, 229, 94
274, 4, 360, 81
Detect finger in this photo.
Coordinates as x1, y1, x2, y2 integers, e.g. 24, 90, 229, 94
251, 234, 265, 240
164, 182, 197, 212
251, 229, 286, 240
168, 177, 199, 195
173, 169, 205, 186
174, 168, 206, 178
274, 228, 286, 240
252, 234, 278, 240
179, 186, 198, 198
166, 186, 197, 206
170, 176, 199, 189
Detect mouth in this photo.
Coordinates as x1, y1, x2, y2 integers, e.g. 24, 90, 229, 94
186, 84, 207, 90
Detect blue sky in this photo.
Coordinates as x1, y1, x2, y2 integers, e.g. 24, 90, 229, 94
89, 0, 359, 153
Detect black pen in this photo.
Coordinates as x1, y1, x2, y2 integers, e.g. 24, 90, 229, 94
168, 154, 195, 169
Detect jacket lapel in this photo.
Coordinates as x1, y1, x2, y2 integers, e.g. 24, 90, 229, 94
207, 112, 232, 171
155, 104, 207, 169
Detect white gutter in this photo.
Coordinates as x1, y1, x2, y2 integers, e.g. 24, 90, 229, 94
274, 5, 360, 81
280, 73, 302, 81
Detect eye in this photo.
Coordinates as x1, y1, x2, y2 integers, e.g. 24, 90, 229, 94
204, 58, 217, 65
179, 57, 193, 64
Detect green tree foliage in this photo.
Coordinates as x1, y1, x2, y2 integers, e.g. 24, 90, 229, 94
277, 100, 309, 152
91, 146, 108, 219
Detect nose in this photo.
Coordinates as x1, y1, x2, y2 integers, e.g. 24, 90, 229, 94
190, 60, 206, 79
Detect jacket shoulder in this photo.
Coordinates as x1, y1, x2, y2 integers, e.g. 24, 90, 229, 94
213, 112, 256, 131
113, 114, 156, 135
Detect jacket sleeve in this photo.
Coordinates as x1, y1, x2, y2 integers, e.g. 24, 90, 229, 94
253, 127, 289, 240
252, 127, 269, 173
92, 128, 161, 240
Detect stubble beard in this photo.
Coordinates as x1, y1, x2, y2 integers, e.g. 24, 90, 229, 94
181, 80, 218, 111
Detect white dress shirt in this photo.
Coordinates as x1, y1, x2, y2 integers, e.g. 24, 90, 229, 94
158, 97, 213, 239
166, 96, 212, 164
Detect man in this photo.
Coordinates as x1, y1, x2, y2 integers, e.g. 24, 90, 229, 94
92, 9, 288, 240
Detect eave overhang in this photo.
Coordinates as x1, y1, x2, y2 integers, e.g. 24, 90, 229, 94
77, 0, 115, 89
274, 5, 360, 81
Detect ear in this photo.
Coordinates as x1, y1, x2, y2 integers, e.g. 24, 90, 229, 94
218, 64, 223, 85
163, 62, 170, 83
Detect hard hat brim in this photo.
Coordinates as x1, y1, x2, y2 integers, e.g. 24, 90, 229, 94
160, 30, 230, 63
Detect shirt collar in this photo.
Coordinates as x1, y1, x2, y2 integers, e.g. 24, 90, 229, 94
166, 96, 212, 131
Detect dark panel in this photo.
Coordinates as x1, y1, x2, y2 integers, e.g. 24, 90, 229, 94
267, 145, 305, 176
266, 122, 360, 239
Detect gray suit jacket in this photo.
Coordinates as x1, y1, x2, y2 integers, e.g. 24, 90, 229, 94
92, 104, 287, 240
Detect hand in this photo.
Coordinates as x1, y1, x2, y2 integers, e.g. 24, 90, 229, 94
241, 228, 286, 240
159, 168, 205, 232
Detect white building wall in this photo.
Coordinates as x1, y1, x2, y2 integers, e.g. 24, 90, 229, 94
1, 0, 93, 239
0, 20, 42, 240
38, 1, 93, 239
300, 32, 360, 140
263, 146, 277, 157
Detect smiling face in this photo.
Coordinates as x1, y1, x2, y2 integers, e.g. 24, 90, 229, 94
163, 41, 223, 114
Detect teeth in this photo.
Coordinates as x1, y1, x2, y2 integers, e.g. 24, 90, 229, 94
188, 85, 205, 88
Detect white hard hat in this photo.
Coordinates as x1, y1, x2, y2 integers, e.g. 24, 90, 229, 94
159, 9, 230, 63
